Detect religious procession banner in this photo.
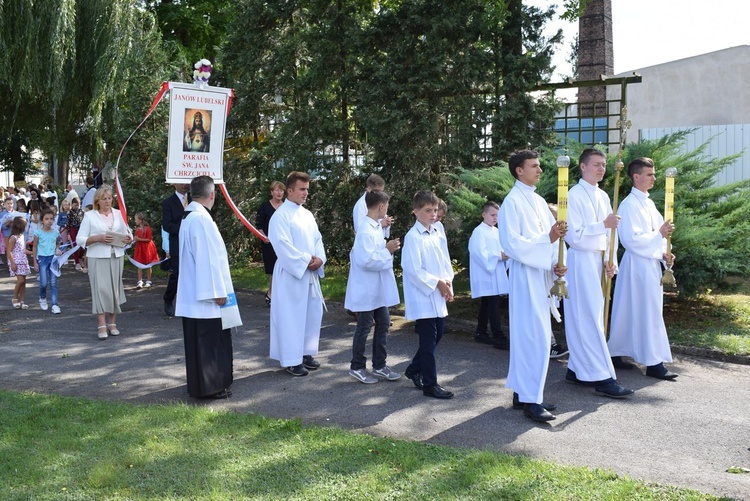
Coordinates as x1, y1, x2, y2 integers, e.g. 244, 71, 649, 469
166, 82, 233, 184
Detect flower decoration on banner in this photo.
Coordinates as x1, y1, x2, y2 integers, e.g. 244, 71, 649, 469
193, 59, 212, 86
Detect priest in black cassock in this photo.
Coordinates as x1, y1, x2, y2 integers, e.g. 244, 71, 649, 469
175, 175, 234, 399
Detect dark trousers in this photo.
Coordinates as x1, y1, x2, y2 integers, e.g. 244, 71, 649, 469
406, 317, 445, 389
182, 317, 233, 397
164, 270, 178, 305
476, 295, 505, 338
350, 306, 390, 370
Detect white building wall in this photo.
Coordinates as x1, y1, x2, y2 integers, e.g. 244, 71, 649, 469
640, 125, 750, 185
606, 46, 750, 184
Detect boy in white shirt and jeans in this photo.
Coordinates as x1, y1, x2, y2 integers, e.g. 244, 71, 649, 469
345, 190, 402, 384
402, 190, 455, 399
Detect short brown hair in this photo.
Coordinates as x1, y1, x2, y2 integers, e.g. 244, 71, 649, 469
286, 171, 310, 190
627, 157, 655, 180
365, 190, 390, 209
366, 174, 385, 190
508, 149, 539, 179
483, 201, 499, 212
413, 190, 439, 210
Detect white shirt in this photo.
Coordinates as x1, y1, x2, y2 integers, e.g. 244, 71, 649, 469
344, 216, 400, 312
76, 209, 132, 258
401, 221, 454, 320
175, 202, 234, 319
468, 222, 509, 298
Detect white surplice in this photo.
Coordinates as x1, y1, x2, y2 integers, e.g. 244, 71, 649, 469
175, 202, 234, 319
468, 222, 509, 298
344, 216, 400, 312
401, 221, 453, 321
608, 188, 672, 366
269, 199, 327, 367
563, 181, 617, 382
498, 181, 559, 404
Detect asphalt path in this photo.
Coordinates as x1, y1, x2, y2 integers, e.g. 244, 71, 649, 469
0, 269, 748, 499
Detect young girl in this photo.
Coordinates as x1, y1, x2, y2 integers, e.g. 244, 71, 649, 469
65, 198, 84, 270
26, 200, 41, 250
133, 212, 159, 288
57, 199, 70, 245
7, 217, 31, 309
33, 209, 62, 314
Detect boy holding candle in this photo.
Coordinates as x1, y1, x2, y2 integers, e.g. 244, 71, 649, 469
608, 157, 678, 380
498, 149, 567, 422
563, 148, 634, 397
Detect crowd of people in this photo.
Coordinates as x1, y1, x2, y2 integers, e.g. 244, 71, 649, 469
4, 150, 678, 420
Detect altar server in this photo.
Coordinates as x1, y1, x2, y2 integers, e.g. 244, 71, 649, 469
176, 175, 235, 399
269, 171, 326, 377
498, 149, 567, 422
563, 148, 634, 398
352, 174, 393, 237
468, 201, 510, 349
345, 190, 402, 384
608, 157, 678, 380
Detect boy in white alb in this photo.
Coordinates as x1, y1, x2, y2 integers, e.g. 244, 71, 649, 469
345, 190, 402, 384
402, 190, 455, 399
468, 201, 510, 349
498, 149, 567, 423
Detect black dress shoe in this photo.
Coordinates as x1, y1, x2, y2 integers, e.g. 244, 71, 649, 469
523, 403, 556, 422
565, 368, 595, 386
302, 355, 320, 370
646, 363, 678, 380
493, 337, 510, 350
474, 334, 495, 345
512, 392, 556, 411
164, 302, 175, 317
594, 379, 635, 399
404, 368, 424, 389
611, 356, 637, 370
202, 389, 232, 399
286, 364, 309, 377
423, 384, 454, 399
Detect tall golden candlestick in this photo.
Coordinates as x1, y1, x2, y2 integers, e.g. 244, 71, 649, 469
661, 167, 677, 287
604, 106, 631, 336
550, 154, 570, 299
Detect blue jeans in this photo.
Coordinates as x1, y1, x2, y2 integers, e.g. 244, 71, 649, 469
350, 307, 390, 370
406, 317, 445, 389
37, 255, 58, 305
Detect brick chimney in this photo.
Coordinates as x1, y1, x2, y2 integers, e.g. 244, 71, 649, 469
577, 0, 613, 116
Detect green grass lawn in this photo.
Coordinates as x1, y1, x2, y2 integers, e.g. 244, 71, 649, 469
0, 390, 714, 500
232, 262, 750, 358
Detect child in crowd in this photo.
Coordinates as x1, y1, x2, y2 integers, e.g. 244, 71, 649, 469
133, 211, 159, 288
401, 190, 455, 399
33, 209, 62, 314
0, 197, 11, 265
65, 198, 84, 271
57, 199, 70, 245
344, 190, 402, 384
26, 200, 41, 250
434, 199, 448, 238
7, 217, 31, 309
468, 201, 510, 349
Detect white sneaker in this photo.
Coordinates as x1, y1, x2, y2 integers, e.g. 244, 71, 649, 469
349, 368, 378, 384
39, 299, 48, 311
136, 280, 143, 289
51, 305, 61, 314
144, 280, 152, 288
75, 263, 82, 271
